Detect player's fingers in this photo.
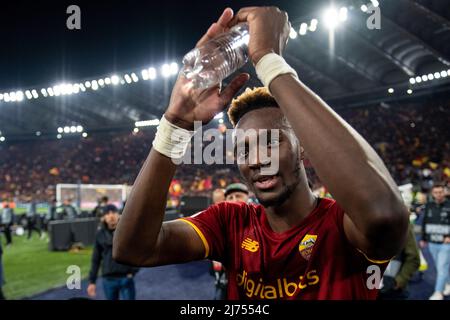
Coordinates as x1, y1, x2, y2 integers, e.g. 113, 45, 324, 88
219, 73, 250, 106
228, 7, 258, 27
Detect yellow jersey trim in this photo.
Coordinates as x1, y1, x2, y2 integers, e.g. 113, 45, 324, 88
357, 248, 392, 264
179, 218, 210, 259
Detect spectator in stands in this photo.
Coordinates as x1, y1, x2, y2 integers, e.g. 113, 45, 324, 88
26, 199, 42, 240
224, 183, 249, 203
419, 183, 450, 300
379, 224, 420, 299
0, 240, 5, 300
87, 205, 139, 300
1, 202, 14, 246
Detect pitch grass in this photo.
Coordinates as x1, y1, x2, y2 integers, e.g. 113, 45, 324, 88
2, 233, 92, 299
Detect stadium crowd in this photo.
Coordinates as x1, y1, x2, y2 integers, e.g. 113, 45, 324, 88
0, 99, 448, 204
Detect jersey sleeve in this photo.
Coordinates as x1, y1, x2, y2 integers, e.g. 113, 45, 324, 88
331, 200, 391, 266
178, 202, 230, 262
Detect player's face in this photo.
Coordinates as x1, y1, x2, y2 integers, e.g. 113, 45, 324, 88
235, 108, 301, 207
226, 191, 249, 203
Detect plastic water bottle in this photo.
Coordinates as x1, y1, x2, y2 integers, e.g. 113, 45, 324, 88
182, 23, 249, 89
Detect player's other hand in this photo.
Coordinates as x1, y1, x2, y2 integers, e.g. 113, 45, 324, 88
229, 6, 291, 65
165, 8, 249, 130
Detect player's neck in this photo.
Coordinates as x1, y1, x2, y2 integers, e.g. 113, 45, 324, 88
265, 187, 316, 233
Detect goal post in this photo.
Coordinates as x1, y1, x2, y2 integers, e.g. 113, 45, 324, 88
56, 183, 129, 211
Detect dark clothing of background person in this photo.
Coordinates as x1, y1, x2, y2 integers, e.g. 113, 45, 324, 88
379, 224, 420, 300
88, 223, 139, 300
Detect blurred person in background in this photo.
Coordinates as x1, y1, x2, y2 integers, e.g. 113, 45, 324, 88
379, 224, 420, 300
1, 202, 14, 246
26, 198, 42, 240
419, 183, 450, 300
224, 183, 249, 203
92, 196, 109, 219
61, 198, 78, 220
87, 205, 139, 300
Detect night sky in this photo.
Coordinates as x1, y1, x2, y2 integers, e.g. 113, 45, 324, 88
0, 0, 328, 91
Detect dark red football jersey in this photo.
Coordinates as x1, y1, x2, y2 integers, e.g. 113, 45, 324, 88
179, 198, 389, 300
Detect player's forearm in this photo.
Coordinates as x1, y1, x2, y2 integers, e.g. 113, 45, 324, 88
113, 149, 176, 265
270, 74, 406, 229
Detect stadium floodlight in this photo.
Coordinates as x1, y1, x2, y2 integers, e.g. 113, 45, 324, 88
170, 62, 179, 75
214, 112, 224, 119
161, 64, 171, 78
53, 85, 61, 96
16, 91, 24, 101
323, 7, 339, 30
47, 87, 54, 96
141, 69, 149, 80
0, 136, 5, 142
41, 88, 48, 97
31, 89, 38, 99
407, 89, 413, 94
70, 126, 77, 133
98, 78, 105, 86
36, 131, 41, 136
409, 78, 416, 84
218, 118, 224, 124
82, 132, 88, 138
388, 88, 394, 94
289, 27, 297, 39
111, 75, 120, 85
85, 81, 91, 88
91, 80, 99, 90
133, 127, 139, 133
79, 83, 86, 92
121, 79, 126, 85
415, 76, 422, 83
57, 134, 62, 139
25, 90, 33, 99
427, 73, 434, 81
124, 74, 132, 83
339, 7, 348, 22
72, 84, 80, 94
441, 70, 448, 78
309, 19, 318, 32
371, 0, 380, 7
4, 93, 11, 102
131, 72, 139, 82
361, 4, 368, 12
434, 72, 440, 79
135, 119, 160, 127
63, 126, 70, 133
148, 67, 157, 80
104, 77, 111, 85
57, 127, 63, 133
9, 92, 17, 102
299, 23, 308, 35
421, 75, 428, 81
76, 125, 83, 133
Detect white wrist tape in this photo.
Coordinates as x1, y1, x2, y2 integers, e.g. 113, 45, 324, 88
255, 53, 298, 94
152, 115, 196, 159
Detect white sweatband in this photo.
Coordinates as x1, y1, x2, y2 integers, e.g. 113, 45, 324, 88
152, 115, 196, 159
255, 53, 298, 94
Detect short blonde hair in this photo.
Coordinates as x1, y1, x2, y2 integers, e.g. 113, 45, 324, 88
227, 87, 279, 127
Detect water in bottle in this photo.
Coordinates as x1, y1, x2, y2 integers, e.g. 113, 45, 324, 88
182, 23, 249, 89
